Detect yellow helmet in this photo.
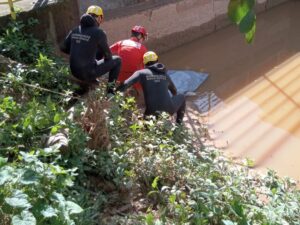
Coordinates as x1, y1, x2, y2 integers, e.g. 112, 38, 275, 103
86, 5, 103, 17
143, 51, 158, 65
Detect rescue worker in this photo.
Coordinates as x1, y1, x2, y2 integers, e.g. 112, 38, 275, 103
110, 25, 148, 100
117, 51, 186, 124
60, 5, 121, 96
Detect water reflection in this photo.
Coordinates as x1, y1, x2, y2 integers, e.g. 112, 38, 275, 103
161, 1, 300, 182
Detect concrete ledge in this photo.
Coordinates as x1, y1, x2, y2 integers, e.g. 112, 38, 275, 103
0, 0, 79, 48
0, 0, 61, 17
103, 0, 291, 54
103, 0, 216, 47
0, 0, 292, 54
266, 0, 290, 8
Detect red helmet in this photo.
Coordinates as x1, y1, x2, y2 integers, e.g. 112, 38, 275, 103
131, 25, 148, 39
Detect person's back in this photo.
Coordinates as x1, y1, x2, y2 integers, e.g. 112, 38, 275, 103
117, 51, 186, 124
110, 26, 147, 90
137, 63, 174, 114
68, 14, 108, 79
114, 39, 146, 73
60, 5, 121, 96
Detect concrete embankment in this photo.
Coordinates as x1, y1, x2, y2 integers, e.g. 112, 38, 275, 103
0, 0, 290, 53
0, 0, 79, 50
80, 0, 291, 53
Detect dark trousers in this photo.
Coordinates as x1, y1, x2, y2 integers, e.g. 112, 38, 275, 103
170, 94, 186, 124
144, 94, 186, 124
67, 56, 121, 109
77, 55, 122, 95
93, 56, 121, 94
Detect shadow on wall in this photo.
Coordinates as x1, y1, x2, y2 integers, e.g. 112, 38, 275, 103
33, 0, 49, 8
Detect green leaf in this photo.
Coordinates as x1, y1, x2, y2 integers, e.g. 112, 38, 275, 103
52, 192, 65, 203
50, 125, 59, 134
12, 210, 36, 225
0, 166, 14, 185
41, 206, 57, 218
20, 169, 38, 185
152, 176, 159, 189
20, 152, 36, 163
239, 10, 256, 33
53, 113, 61, 123
145, 213, 155, 225
232, 200, 244, 217
222, 220, 237, 225
5, 190, 31, 209
65, 201, 83, 215
41, 144, 61, 156
245, 158, 255, 168
245, 22, 256, 43
271, 187, 277, 195
228, 0, 254, 24
169, 194, 176, 204
0, 157, 7, 167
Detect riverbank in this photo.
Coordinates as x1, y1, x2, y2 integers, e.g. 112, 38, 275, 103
162, 0, 300, 184
0, 0, 291, 54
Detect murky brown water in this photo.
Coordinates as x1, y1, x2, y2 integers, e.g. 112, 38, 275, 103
160, 1, 300, 182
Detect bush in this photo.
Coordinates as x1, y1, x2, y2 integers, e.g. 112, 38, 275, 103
0, 19, 51, 64
0, 150, 82, 225
103, 93, 300, 225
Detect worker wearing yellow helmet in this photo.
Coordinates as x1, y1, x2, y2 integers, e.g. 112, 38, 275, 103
117, 51, 186, 124
60, 5, 121, 100
86, 5, 104, 26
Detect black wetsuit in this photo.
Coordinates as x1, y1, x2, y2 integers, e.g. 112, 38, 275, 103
60, 14, 121, 94
118, 63, 186, 123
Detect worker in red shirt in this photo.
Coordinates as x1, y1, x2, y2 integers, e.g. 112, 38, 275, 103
110, 25, 148, 100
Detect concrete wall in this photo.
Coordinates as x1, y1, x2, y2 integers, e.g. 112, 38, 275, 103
78, 0, 146, 13
96, 0, 290, 53
0, 0, 79, 50
0, 0, 291, 54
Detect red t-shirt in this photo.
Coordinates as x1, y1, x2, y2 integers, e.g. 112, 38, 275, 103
110, 37, 147, 90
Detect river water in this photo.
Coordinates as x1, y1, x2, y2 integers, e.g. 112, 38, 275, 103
160, 1, 300, 182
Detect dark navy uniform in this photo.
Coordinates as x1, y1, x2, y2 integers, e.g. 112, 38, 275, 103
118, 63, 186, 123
60, 14, 121, 94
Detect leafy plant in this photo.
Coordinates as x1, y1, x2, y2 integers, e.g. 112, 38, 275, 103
0, 19, 51, 64
0, 150, 82, 225
228, 0, 256, 43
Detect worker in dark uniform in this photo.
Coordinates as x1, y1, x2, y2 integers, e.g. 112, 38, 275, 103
60, 5, 121, 96
117, 51, 186, 124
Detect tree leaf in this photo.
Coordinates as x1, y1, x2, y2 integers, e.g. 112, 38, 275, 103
0, 166, 14, 185
228, 0, 254, 24
222, 220, 237, 225
20, 169, 38, 185
152, 176, 159, 189
53, 113, 61, 123
41, 205, 57, 218
239, 10, 256, 33
51, 192, 65, 204
145, 213, 155, 225
65, 201, 83, 215
169, 194, 176, 204
12, 210, 36, 225
245, 22, 256, 43
0, 157, 7, 167
5, 190, 31, 209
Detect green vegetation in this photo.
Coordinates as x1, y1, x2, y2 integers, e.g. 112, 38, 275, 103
1, 19, 300, 225
228, 0, 256, 43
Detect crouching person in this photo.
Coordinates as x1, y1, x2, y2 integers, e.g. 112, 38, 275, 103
117, 51, 185, 124
60, 5, 121, 97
